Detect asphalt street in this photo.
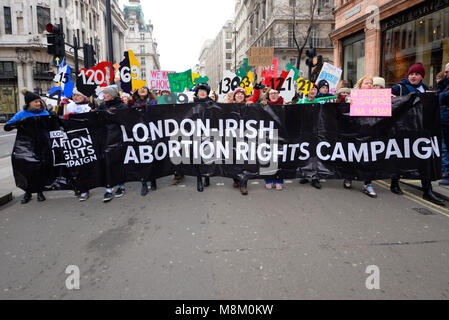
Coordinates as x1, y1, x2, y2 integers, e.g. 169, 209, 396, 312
1, 173, 449, 299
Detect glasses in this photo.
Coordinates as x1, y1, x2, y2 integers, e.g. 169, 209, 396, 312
269, 91, 279, 95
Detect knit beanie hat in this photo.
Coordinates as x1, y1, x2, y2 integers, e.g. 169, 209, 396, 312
21, 88, 41, 105
233, 87, 246, 98
408, 62, 425, 77
72, 87, 88, 99
103, 85, 119, 98
336, 87, 351, 95
318, 79, 330, 90
372, 77, 386, 88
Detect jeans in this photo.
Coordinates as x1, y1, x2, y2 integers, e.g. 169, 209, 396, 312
264, 179, 283, 184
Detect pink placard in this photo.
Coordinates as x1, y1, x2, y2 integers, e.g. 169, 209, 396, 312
149, 70, 176, 91
350, 89, 392, 117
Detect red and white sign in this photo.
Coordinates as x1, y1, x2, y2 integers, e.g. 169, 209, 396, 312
149, 70, 175, 91
258, 58, 278, 84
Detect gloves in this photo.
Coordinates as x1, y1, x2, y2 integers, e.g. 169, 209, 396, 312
254, 82, 263, 90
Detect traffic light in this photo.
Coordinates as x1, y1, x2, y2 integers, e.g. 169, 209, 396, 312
305, 48, 316, 68
83, 44, 96, 69
46, 24, 65, 57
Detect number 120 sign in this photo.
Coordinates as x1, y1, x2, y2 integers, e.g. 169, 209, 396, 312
76, 61, 114, 97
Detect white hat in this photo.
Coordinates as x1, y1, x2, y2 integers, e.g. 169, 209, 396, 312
373, 77, 386, 88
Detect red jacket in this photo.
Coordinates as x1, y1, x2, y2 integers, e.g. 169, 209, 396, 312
247, 88, 260, 103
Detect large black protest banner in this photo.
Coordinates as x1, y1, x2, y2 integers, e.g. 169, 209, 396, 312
10, 92, 441, 193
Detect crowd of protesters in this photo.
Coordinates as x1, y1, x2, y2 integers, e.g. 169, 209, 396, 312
4, 61, 449, 206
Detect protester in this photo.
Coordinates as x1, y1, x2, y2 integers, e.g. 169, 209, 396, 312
297, 83, 322, 189
372, 77, 386, 89
227, 85, 262, 195
263, 88, 284, 190
389, 62, 444, 205
193, 83, 212, 192
336, 79, 351, 92
128, 86, 157, 109
97, 85, 128, 202
343, 76, 377, 198
65, 88, 91, 118
297, 83, 319, 104
438, 63, 449, 186
317, 80, 333, 98
336, 87, 351, 103
4, 89, 50, 204
127, 86, 158, 196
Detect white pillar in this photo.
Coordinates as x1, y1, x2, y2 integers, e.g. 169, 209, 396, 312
25, 61, 34, 90
16, 62, 25, 107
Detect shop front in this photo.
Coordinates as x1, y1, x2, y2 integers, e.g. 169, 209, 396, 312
381, 3, 449, 89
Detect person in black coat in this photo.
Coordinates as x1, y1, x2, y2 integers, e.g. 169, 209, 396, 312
193, 83, 212, 192
390, 63, 444, 206
97, 85, 127, 202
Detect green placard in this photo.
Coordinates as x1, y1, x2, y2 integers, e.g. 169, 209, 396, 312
167, 69, 194, 93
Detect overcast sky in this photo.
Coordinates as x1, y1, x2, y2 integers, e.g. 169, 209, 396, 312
120, 0, 235, 71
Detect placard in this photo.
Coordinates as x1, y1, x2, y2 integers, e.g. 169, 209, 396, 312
315, 62, 342, 93
350, 89, 392, 117
248, 47, 274, 66
149, 70, 175, 91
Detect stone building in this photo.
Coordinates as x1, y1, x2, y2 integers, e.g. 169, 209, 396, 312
0, 0, 126, 116
232, 0, 335, 78
123, 0, 160, 85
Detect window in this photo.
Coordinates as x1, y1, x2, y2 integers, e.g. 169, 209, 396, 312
289, 0, 296, 7
382, 6, 449, 89
226, 53, 232, 59
140, 33, 145, 40
130, 25, 134, 31
319, 0, 330, 8
80, 3, 84, 20
226, 32, 232, 39
4, 7, 12, 34
288, 23, 295, 47
140, 45, 145, 54
226, 42, 232, 49
36, 62, 50, 73
89, 13, 92, 29
343, 33, 365, 87
75, 1, 78, 19
59, 0, 63, 7
290, 58, 296, 67
226, 63, 231, 70
37, 6, 50, 34
141, 57, 146, 65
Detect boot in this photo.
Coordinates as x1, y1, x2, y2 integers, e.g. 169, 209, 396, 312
390, 181, 403, 195
204, 176, 210, 187
21, 192, 32, 204
37, 192, 46, 202
197, 176, 203, 192
240, 186, 248, 195
150, 179, 157, 191
233, 179, 240, 188
141, 182, 148, 196
423, 191, 445, 206
311, 179, 321, 189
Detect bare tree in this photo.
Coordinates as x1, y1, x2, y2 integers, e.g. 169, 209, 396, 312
291, 0, 319, 70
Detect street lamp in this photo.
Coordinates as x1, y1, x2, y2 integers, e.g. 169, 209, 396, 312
232, 29, 238, 72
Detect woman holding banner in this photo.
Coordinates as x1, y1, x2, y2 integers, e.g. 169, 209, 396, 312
227, 86, 262, 195
193, 83, 213, 192
263, 88, 284, 190
128, 86, 158, 196
343, 76, 377, 198
4, 89, 50, 204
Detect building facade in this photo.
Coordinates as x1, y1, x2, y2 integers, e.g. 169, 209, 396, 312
198, 20, 234, 90
330, 0, 449, 88
232, 0, 335, 79
123, 0, 160, 85
0, 0, 126, 116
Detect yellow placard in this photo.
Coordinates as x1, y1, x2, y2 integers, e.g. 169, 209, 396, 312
297, 77, 313, 95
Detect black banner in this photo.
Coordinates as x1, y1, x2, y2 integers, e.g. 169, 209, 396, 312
10, 92, 441, 193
